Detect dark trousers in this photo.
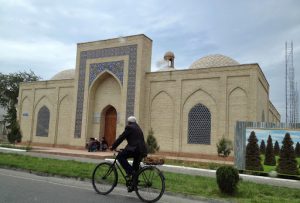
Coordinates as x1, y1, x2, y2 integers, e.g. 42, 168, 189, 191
116, 150, 141, 176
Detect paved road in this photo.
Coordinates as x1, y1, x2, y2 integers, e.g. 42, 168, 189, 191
0, 168, 210, 203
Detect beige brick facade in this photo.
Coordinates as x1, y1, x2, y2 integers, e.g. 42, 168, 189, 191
18, 79, 75, 146
17, 34, 281, 156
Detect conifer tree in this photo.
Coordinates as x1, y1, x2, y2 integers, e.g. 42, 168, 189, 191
245, 131, 263, 171
295, 142, 300, 157
264, 135, 276, 166
260, 139, 266, 154
217, 137, 233, 157
274, 140, 280, 156
277, 133, 299, 175
0, 71, 40, 143
146, 128, 160, 154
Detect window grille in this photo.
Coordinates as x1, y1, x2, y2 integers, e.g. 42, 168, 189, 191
36, 106, 50, 137
188, 103, 211, 144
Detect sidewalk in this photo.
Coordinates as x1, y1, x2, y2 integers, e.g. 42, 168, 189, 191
30, 146, 114, 159
29, 145, 233, 165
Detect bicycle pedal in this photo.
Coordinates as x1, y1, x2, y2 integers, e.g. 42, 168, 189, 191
127, 185, 134, 193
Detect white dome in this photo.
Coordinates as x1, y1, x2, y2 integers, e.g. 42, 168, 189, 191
189, 54, 239, 69
50, 69, 75, 80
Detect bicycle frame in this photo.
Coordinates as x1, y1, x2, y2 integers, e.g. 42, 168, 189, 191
105, 152, 130, 185
92, 151, 166, 202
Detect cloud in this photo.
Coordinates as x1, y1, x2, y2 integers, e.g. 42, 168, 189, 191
0, 38, 75, 79
0, 0, 300, 117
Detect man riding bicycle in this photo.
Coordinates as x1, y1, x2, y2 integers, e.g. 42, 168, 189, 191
110, 116, 148, 191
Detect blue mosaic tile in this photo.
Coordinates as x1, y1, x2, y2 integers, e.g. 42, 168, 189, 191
74, 45, 137, 138
89, 61, 124, 86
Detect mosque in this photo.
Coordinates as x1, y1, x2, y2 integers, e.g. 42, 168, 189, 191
17, 34, 280, 157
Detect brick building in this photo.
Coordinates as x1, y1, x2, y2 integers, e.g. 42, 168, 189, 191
17, 34, 280, 156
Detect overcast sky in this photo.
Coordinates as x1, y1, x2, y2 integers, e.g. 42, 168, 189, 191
0, 0, 300, 121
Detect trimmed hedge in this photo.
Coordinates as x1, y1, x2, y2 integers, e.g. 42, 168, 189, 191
216, 166, 239, 194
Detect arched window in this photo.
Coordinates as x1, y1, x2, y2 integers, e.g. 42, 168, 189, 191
188, 103, 211, 144
36, 106, 50, 137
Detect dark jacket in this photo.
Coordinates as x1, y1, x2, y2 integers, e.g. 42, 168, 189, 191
111, 122, 147, 156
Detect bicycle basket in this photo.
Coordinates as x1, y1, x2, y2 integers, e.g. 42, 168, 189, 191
143, 156, 165, 165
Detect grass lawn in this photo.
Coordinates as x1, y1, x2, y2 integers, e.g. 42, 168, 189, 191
261, 155, 300, 175
0, 153, 299, 202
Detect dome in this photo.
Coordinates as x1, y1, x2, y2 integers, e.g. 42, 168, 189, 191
50, 69, 75, 80
189, 54, 239, 69
164, 51, 175, 60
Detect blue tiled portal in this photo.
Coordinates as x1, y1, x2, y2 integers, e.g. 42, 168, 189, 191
74, 45, 137, 138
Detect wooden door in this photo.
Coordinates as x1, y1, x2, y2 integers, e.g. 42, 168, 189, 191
104, 107, 117, 147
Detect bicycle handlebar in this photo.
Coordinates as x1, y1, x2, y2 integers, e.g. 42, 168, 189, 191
112, 149, 124, 156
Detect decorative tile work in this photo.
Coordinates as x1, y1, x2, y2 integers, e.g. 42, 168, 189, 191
36, 106, 50, 137
74, 45, 137, 138
188, 103, 211, 144
89, 61, 124, 86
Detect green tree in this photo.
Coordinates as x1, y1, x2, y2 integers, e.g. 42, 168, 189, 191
0, 70, 40, 143
216, 137, 233, 157
7, 122, 22, 143
295, 142, 300, 157
277, 133, 298, 175
264, 135, 276, 166
274, 140, 280, 156
260, 139, 266, 154
245, 131, 263, 171
146, 128, 159, 154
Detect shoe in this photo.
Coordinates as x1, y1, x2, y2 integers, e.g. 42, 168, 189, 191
125, 179, 131, 187
127, 184, 134, 193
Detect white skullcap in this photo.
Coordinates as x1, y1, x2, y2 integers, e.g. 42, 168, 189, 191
127, 116, 136, 123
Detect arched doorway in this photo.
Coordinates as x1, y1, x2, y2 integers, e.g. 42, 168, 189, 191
104, 106, 117, 147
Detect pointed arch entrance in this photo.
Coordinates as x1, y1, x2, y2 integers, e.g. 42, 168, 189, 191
103, 106, 117, 147
87, 71, 122, 147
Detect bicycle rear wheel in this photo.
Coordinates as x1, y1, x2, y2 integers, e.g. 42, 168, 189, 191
135, 166, 165, 203
92, 162, 118, 195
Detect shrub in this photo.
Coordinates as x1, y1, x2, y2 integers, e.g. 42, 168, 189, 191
216, 166, 239, 195
146, 128, 159, 154
274, 140, 280, 156
277, 133, 299, 175
216, 137, 233, 157
7, 122, 22, 144
245, 131, 263, 171
295, 142, 300, 157
260, 139, 266, 154
264, 135, 276, 166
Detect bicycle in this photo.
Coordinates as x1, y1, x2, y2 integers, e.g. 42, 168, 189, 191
92, 150, 165, 203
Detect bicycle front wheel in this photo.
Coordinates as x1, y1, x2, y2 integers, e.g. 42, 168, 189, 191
92, 162, 118, 195
135, 166, 165, 203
